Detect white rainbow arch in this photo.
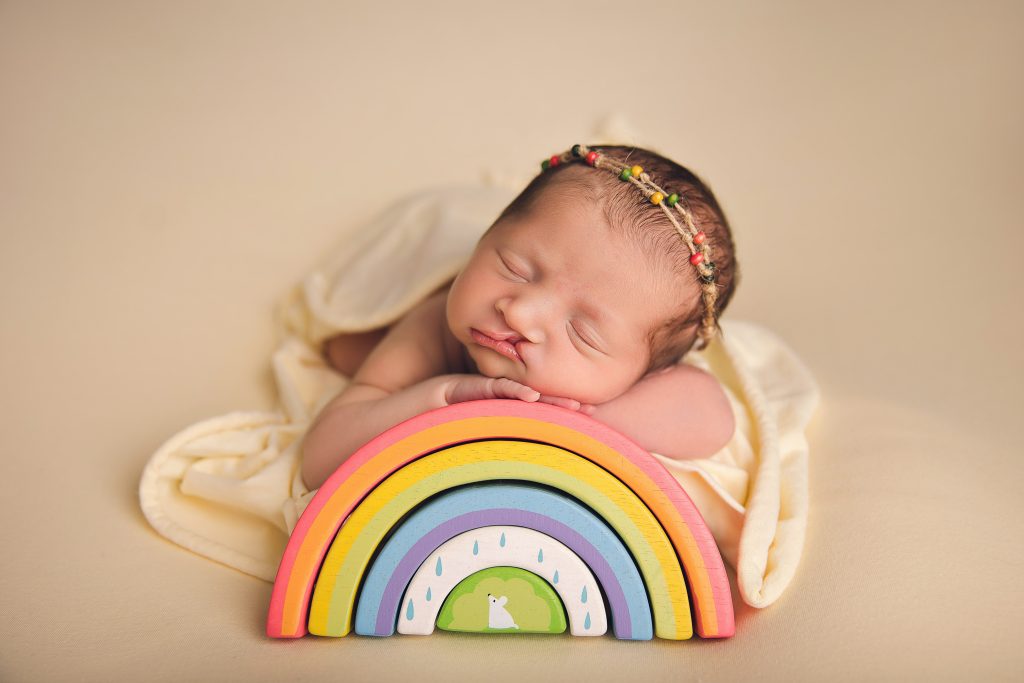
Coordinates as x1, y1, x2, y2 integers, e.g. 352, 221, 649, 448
267, 399, 734, 640
397, 526, 606, 636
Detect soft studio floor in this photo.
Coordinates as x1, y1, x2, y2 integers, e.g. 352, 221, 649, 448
1, 2, 1022, 681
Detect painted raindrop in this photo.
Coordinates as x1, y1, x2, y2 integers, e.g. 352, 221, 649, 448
538, 548, 544, 563
581, 586, 588, 603
553, 570, 559, 584
585, 612, 591, 630
499, 532, 506, 547
435, 557, 443, 576
473, 540, 479, 555
426, 587, 432, 602
406, 599, 415, 621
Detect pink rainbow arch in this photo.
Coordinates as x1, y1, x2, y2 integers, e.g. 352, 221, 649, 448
267, 399, 734, 639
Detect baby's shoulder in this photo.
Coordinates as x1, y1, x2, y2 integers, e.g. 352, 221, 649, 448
410, 282, 471, 374
349, 289, 454, 393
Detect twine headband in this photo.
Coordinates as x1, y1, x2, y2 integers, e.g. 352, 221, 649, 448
540, 144, 720, 349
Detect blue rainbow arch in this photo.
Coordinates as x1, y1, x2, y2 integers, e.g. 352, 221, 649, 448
354, 483, 653, 639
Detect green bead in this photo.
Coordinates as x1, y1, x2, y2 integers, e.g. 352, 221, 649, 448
571, 144, 582, 157
619, 168, 632, 181
541, 159, 550, 171
667, 193, 680, 207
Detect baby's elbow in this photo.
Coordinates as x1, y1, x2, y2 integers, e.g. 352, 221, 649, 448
695, 372, 736, 457
299, 432, 325, 492
662, 369, 735, 459
664, 405, 734, 460
706, 399, 736, 455
300, 421, 338, 491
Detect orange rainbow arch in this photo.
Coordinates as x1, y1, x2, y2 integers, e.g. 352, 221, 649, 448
267, 399, 734, 640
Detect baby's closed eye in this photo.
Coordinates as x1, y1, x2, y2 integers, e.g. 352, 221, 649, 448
498, 254, 527, 280
568, 322, 603, 353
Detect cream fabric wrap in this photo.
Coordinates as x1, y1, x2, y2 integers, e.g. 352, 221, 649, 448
138, 186, 820, 609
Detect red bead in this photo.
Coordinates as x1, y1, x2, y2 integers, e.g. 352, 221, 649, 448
585, 151, 598, 165
550, 155, 561, 167
690, 252, 705, 265
693, 231, 706, 244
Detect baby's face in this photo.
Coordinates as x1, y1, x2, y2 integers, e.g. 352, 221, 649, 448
446, 186, 677, 405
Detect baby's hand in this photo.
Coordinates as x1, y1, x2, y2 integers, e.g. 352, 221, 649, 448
441, 375, 594, 413
443, 375, 542, 405
535, 394, 597, 415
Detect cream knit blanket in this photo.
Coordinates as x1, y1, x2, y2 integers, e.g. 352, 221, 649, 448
139, 185, 819, 609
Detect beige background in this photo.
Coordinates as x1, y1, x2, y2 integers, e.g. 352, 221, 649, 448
2, 1, 1022, 681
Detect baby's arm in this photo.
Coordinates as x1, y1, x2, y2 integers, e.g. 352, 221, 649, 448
588, 364, 735, 460
301, 377, 444, 490
301, 293, 544, 490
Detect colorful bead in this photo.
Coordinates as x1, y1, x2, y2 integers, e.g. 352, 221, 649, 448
699, 261, 717, 283
549, 155, 561, 167
650, 192, 664, 205
693, 231, 706, 244
631, 165, 643, 178
571, 144, 583, 157
690, 252, 705, 265
619, 168, 632, 181
666, 193, 679, 207
541, 159, 550, 171
585, 151, 598, 165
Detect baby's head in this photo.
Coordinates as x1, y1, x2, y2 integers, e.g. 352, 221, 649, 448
446, 144, 739, 404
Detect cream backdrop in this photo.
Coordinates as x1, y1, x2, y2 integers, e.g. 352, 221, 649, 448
1, 1, 1022, 681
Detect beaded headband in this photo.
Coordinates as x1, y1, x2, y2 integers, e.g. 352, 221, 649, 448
540, 143, 720, 350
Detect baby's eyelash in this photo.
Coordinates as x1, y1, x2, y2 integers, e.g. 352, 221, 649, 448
499, 257, 526, 280
569, 324, 597, 349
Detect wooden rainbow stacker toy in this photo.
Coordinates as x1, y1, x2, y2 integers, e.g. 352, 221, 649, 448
266, 399, 735, 640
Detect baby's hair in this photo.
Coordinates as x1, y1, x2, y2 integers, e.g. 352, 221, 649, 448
489, 144, 739, 374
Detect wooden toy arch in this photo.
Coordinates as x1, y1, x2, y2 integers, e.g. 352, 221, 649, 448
307, 441, 692, 639
267, 399, 734, 640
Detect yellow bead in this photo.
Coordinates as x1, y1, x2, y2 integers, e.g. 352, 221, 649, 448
631, 165, 643, 178
650, 191, 664, 205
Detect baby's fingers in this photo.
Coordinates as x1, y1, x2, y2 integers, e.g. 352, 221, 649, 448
536, 395, 582, 411
492, 378, 540, 402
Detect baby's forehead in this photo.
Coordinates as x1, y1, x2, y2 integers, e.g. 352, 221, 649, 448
499, 232, 681, 323
498, 206, 664, 274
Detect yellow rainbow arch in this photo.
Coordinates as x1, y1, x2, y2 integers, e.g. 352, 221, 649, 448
309, 441, 691, 638
267, 399, 735, 640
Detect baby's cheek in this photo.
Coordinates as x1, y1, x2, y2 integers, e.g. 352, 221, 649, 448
579, 368, 642, 406
445, 290, 470, 332
456, 275, 493, 320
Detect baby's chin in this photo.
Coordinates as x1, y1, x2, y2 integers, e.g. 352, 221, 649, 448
465, 349, 524, 379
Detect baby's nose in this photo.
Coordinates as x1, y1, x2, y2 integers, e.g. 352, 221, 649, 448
497, 297, 545, 343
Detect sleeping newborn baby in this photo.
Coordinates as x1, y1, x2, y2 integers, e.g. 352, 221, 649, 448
301, 144, 740, 490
